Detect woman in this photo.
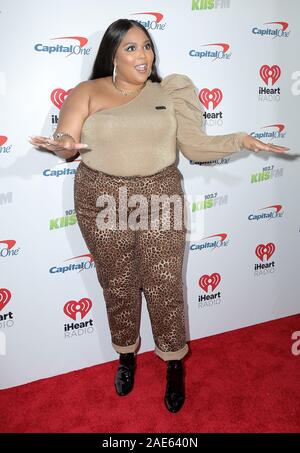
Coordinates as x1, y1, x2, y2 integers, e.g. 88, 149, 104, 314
29, 18, 289, 413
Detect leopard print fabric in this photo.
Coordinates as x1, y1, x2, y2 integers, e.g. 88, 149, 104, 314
74, 160, 188, 361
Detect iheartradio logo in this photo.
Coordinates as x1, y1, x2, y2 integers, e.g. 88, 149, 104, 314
255, 243, 275, 262
260, 65, 281, 86
0, 288, 12, 311
51, 88, 72, 109
199, 88, 223, 109
199, 273, 221, 292
64, 298, 92, 320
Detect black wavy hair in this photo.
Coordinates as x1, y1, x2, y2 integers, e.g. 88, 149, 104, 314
89, 18, 161, 82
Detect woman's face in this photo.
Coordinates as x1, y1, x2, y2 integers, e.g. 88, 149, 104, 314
113, 27, 154, 85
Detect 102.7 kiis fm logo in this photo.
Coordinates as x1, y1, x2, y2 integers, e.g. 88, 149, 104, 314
191, 191, 228, 213
250, 164, 283, 184
49, 208, 77, 231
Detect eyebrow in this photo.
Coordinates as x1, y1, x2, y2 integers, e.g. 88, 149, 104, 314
123, 40, 151, 46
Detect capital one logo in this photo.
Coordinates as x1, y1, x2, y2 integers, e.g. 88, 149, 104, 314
0, 239, 20, 259
52, 36, 88, 56
255, 243, 275, 262
0, 240, 16, 250
0, 288, 12, 311
63, 298, 92, 320
199, 273, 221, 292
0, 136, 8, 146
51, 88, 72, 109
260, 65, 281, 86
263, 124, 285, 134
131, 12, 164, 22
199, 88, 223, 109
34, 36, 90, 57
202, 43, 230, 54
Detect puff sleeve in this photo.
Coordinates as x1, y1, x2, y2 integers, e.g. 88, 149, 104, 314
160, 73, 248, 162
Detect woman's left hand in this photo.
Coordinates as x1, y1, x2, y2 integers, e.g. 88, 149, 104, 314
242, 134, 290, 154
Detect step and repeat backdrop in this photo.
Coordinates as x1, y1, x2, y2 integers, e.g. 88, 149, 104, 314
1, 0, 299, 389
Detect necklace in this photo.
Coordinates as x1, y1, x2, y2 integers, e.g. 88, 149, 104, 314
112, 79, 146, 97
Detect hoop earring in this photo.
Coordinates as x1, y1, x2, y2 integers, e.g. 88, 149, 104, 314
113, 64, 117, 83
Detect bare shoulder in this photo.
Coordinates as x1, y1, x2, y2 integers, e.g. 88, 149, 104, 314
69, 77, 111, 95
70, 80, 93, 96
88, 76, 112, 94
63, 79, 110, 109
59, 80, 94, 115
61, 81, 92, 107
87, 77, 115, 114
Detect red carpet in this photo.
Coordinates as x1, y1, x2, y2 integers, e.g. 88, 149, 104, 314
1, 314, 300, 433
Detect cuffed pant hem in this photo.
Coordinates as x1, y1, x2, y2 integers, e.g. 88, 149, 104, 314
155, 343, 189, 361
112, 335, 140, 354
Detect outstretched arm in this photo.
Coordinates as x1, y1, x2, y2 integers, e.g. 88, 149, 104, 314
161, 73, 289, 161
242, 134, 289, 154
29, 81, 91, 159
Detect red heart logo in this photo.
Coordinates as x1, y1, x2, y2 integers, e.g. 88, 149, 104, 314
199, 273, 221, 293
0, 288, 12, 311
199, 88, 223, 110
0, 136, 8, 146
50, 88, 72, 109
259, 65, 281, 86
63, 298, 92, 320
255, 243, 275, 262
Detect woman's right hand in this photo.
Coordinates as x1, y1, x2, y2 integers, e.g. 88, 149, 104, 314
29, 135, 89, 159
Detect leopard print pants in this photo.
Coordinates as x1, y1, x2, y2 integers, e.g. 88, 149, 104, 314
74, 160, 188, 361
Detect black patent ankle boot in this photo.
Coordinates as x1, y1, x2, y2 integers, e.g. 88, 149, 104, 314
114, 353, 136, 396
164, 359, 185, 413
